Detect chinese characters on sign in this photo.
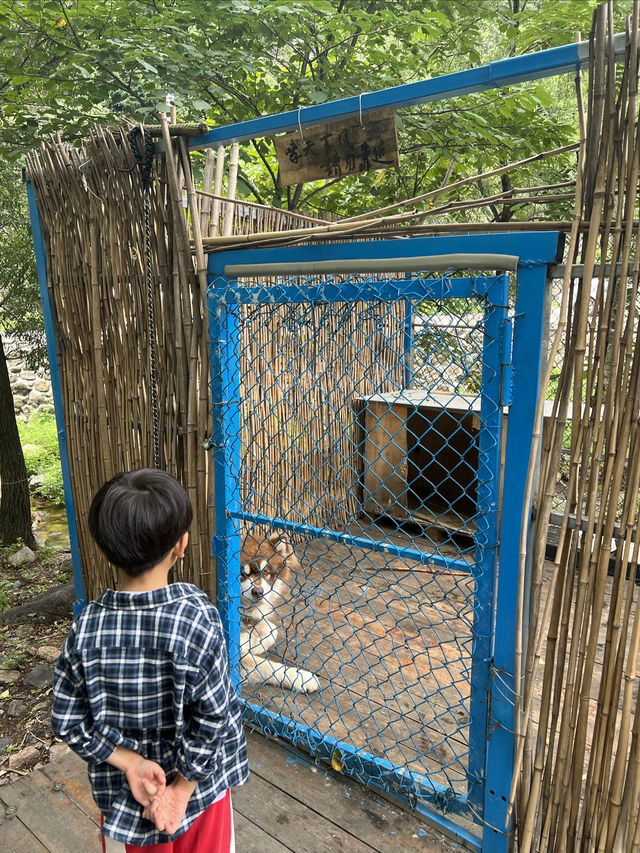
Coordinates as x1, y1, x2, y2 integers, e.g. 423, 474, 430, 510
274, 109, 399, 187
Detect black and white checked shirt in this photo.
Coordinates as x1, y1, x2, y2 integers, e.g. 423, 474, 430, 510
52, 583, 249, 846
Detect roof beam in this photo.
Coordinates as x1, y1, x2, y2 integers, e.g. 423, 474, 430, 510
189, 34, 622, 150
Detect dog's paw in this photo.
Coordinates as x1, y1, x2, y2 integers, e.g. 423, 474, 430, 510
291, 669, 321, 694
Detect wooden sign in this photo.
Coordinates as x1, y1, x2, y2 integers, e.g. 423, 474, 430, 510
274, 108, 399, 187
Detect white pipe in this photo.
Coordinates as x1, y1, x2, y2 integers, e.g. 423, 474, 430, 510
224, 253, 520, 277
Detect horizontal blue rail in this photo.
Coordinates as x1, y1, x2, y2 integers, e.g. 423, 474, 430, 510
228, 510, 474, 574
190, 40, 596, 149
208, 233, 563, 278
208, 275, 501, 306
242, 700, 481, 850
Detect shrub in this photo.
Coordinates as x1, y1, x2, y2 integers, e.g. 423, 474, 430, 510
17, 412, 65, 506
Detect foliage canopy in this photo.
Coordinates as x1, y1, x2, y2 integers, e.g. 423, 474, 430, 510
0, 0, 635, 214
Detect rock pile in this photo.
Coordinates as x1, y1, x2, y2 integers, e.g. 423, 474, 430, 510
5, 336, 54, 420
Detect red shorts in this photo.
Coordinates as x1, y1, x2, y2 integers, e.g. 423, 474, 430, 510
100, 790, 234, 853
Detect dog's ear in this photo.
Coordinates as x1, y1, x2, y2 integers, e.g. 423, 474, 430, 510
267, 531, 293, 558
240, 531, 260, 562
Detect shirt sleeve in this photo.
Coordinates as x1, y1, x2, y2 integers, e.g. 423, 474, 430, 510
175, 610, 240, 782
51, 626, 116, 765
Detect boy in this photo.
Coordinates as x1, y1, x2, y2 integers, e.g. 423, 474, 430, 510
52, 469, 249, 851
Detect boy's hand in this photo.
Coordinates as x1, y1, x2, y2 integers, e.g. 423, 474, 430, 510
105, 746, 166, 807
124, 756, 167, 807
142, 775, 197, 835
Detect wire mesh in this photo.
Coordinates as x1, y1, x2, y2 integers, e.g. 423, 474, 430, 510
210, 271, 507, 822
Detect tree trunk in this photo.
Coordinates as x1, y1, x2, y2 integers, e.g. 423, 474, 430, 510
0, 331, 36, 548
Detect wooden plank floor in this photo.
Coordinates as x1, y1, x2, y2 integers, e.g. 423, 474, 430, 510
0, 731, 457, 853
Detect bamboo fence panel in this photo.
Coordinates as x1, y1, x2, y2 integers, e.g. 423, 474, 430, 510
515, 4, 640, 851
25, 128, 390, 602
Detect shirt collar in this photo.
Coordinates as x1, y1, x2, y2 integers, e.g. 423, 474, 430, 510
96, 583, 207, 610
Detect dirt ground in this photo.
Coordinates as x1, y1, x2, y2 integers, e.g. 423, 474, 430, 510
0, 548, 73, 785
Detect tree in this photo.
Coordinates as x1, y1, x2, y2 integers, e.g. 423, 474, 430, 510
0, 0, 632, 215
0, 160, 42, 547
0, 0, 635, 547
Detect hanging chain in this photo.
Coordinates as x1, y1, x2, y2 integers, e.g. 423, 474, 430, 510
129, 126, 160, 469
144, 190, 160, 469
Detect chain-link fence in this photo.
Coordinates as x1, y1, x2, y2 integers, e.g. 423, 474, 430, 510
210, 269, 510, 830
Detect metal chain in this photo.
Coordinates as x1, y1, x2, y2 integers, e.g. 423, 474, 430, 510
129, 125, 160, 469
144, 189, 160, 469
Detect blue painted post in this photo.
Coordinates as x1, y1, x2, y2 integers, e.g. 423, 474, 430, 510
208, 285, 243, 690
482, 262, 550, 851
25, 180, 86, 614
467, 275, 509, 817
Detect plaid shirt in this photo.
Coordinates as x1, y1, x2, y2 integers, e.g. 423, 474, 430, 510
52, 583, 249, 846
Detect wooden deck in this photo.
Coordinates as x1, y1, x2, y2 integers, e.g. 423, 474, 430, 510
0, 731, 457, 853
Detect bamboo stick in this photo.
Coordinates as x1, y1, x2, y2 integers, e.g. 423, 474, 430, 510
209, 146, 225, 237
337, 142, 580, 224
199, 148, 216, 236
222, 142, 239, 237
196, 186, 330, 224
508, 42, 588, 840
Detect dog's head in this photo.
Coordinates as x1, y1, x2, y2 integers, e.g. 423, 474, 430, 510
240, 531, 300, 609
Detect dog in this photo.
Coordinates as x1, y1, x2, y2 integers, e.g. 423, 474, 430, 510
239, 530, 320, 694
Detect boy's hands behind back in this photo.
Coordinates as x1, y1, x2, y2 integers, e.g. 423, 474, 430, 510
143, 774, 197, 835
105, 746, 166, 807
125, 755, 167, 807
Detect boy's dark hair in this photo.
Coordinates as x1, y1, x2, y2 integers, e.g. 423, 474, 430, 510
88, 469, 193, 576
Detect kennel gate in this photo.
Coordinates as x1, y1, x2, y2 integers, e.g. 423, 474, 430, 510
208, 234, 560, 852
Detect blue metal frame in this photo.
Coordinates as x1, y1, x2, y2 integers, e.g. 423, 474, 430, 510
25, 180, 86, 614
208, 232, 559, 853
190, 40, 597, 149
482, 262, 551, 850
209, 299, 243, 691
467, 274, 509, 815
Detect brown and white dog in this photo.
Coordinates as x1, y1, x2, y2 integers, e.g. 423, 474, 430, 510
240, 531, 320, 693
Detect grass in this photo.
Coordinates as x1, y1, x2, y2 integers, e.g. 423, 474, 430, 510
0, 580, 13, 611
17, 412, 64, 506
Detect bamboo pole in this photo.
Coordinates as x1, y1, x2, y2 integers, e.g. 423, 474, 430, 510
222, 142, 239, 237
336, 142, 580, 224
508, 41, 588, 840
209, 145, 225, 237
199, 148, 216, 236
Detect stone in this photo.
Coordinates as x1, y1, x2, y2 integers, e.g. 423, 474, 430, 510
0, 670, 20, 684
25, 729, 50, 745
21, 371, 36, 381
6, 699, 28, 717
29, 474, 46, 488
21, 443, 41, 457
15, 624, 32, 638
8, 746, 40, 770
28, 391, 50, 405
49, 742, 70, 762
23, 664, 54, 690
8, 546, 36, 567
33, 378, 50, 393
0, 736, 9, 754
34, 404, 55, 415
36, 646, 61, 664
11, 380, 30, 395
